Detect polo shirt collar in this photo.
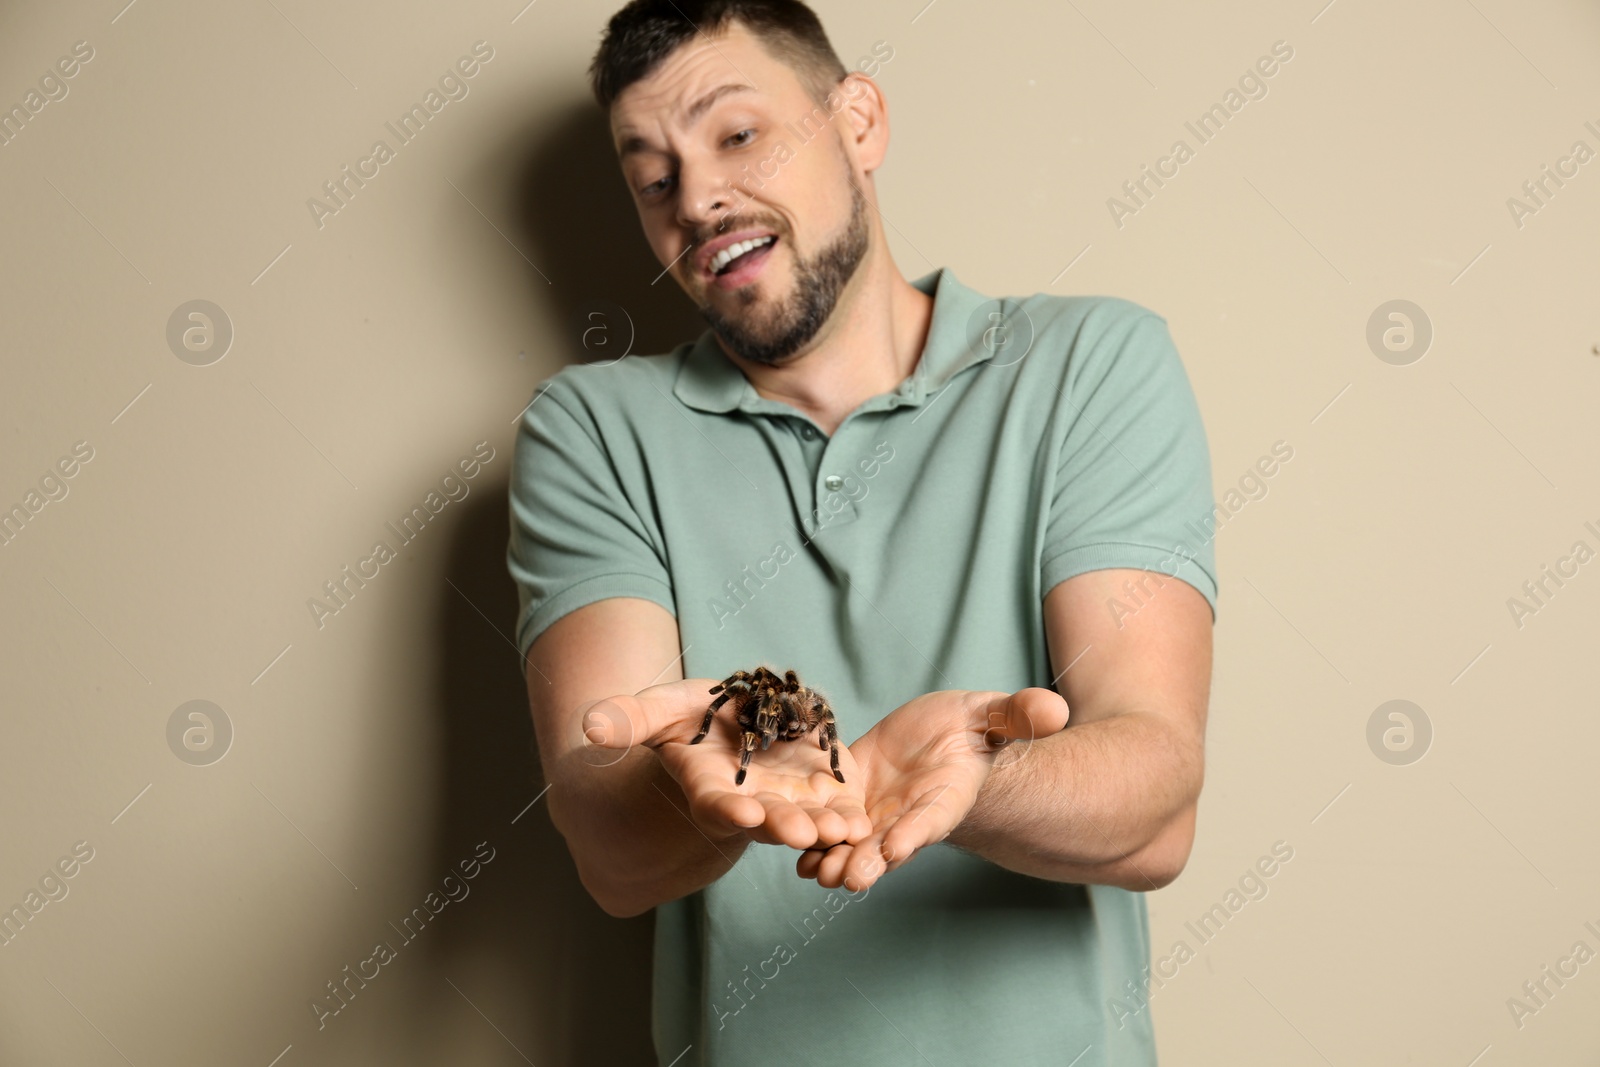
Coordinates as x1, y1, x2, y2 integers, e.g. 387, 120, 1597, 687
672, 267, 993, 415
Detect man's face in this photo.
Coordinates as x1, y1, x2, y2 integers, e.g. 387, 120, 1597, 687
610, 22, 871, 366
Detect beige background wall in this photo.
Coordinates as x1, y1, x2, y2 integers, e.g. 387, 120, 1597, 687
2, 0, 1596, 1063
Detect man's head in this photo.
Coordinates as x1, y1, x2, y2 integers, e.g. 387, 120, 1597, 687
591, 1, 888, 367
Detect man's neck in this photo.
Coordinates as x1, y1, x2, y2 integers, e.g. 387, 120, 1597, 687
717, 253, 935, 438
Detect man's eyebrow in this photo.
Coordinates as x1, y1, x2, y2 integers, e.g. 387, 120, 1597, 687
616, 82, 757, 159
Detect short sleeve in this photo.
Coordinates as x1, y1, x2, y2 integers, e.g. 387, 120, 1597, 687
1040, 310, 1219, 620
505, 377, 677, 657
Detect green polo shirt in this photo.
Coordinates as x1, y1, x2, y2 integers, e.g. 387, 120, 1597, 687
506, 266, 1218, 1066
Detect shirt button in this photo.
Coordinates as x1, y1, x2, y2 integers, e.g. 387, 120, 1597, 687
801, 425, 816, 439
824, 474, 844, 491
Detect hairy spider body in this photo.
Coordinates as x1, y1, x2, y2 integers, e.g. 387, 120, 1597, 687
690, 666, 844, 786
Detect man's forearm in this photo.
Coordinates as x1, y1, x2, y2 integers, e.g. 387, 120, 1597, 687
943, 710, 1202, 890
547, 746, 750, 917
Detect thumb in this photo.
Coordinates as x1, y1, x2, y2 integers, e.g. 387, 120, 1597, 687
974, 688, 1070, 751
578, 678, 722, 750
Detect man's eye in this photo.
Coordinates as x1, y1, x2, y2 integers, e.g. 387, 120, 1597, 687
637, 132, 752, 196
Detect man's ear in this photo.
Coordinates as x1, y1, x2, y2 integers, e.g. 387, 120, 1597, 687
833, 72, 888, 175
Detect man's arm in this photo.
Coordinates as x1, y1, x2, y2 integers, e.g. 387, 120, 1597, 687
942, 567, 1213, 891
525, 596, 749, 918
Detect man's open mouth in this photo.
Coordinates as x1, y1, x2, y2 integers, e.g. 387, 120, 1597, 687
710, 235, 778, 277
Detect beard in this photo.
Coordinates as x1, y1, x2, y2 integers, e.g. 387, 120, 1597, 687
696, 178, 870, 368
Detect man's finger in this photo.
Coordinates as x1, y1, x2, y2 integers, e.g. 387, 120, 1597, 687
801, 804, 851, 848
975, 687, 1069, 749
795, 847, 829, 880
578, 678, 725, 750
685, 785, 765, 838
842, 830, 906, 891
743, 793, 821, 850
824, 797, 874, 845
881, 789, 958, 864
815, 842, 859, 889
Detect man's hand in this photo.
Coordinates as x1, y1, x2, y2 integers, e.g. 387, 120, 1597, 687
794, 688, 1070, 891
580, 678, 873, 852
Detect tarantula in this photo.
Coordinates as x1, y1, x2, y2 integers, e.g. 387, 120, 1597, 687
690, 667, 844, 786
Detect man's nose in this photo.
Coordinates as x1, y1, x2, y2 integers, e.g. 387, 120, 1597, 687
675, 156, 738, 236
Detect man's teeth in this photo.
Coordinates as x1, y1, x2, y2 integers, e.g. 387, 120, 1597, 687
711, 235, 775, 275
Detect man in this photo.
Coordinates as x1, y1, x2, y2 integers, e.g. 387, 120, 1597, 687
505, 1, 1217, 1063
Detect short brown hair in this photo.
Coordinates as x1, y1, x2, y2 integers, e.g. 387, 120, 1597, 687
589, 0, 848, 111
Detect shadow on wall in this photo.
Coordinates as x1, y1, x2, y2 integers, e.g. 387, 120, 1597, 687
513, 100, 712, 368
400, 486, 655, 1065
390, 102, 710, 1063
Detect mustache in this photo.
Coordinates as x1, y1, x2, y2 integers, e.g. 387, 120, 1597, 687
693, 218, 784, 247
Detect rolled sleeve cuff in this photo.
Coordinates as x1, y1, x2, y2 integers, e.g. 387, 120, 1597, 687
516, 572, 678, 658
1041, 541, 1218, 622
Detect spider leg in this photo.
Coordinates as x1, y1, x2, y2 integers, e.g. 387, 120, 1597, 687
691, 688, 737, 745
709, 669, 757, 697
734, 729, 760, 786
819, 702, 844, 783
755, 690, 782, 750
